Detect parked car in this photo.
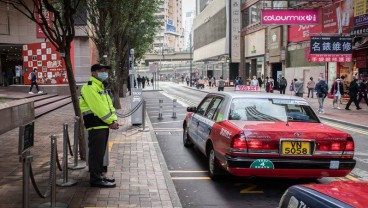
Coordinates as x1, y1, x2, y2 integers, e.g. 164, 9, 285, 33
279, 181, 368, 208
183, 92, 356, 180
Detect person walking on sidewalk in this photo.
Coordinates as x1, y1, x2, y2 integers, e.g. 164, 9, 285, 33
294, 77, 304, 97
257, 77, 263, 88
358, 79, 368, 106
345, 77, 362, 110
250, 76, 259, 87
315, 77, 328, 114
331, 78, 344, 109
80, 64, 119, 188
279, 77, 287, 94
28, 68, 43, 94
218, 76, 225, 91
307, 77, 315, 98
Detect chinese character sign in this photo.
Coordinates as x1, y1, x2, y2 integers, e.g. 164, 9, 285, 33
22, 42, 71, 85
309, 36, 352, 62
35, 0, 54, 38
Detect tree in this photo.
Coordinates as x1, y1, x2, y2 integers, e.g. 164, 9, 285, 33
2, 0, 86, 159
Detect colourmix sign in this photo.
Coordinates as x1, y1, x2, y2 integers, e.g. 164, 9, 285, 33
261, 9, 318, 25
309, 36, 352, 62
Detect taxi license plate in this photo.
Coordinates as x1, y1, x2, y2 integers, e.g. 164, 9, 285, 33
282, 141, 310, 155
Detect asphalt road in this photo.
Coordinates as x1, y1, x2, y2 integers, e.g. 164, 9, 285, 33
142, 82, 368, 208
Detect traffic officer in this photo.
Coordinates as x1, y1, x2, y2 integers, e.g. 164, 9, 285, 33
80, 64, 119, 188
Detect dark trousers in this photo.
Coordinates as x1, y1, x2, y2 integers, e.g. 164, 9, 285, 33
88, 128, 109, 183
218, 86, 224, 91
29, 81, 39, 92
346, 94, 360, 109
279, 85, 286, 94
358, 92, 368, 105
308, 88, 314, 98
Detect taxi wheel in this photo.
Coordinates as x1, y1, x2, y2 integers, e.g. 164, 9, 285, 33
208, 145, 223, 180
183, 126, 193, 147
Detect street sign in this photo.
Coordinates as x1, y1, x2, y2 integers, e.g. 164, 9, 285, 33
149, 64, 157, 73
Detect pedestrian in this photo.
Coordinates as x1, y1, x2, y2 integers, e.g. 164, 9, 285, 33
257, 77, 263, 88
186, 77, 189, 86
345, 77, 362, 110
208, 76, 212, 88
218, 76, 225, 91
79, 64, 119, 188
357, 79, 368, 106
315, 77, 328, 114
234, 77, 239, 89
289, 79, 294, 94
331, 78, 344, 110
238, 77, 244, 85
279, 77, 287, 94
250, 76, 259, 86
307, 77, 315, 98
137, 75, 142, 88
141, 76, 145, 89
146, 77, 150, 86
28, 68, 43, 94
212, 76, 216, 87
151, 77, 154, 86
294, 77, 304, 97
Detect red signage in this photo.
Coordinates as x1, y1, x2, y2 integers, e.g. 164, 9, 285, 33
288, 9, 322, 42
235, 85, 261, 91
309, 54, 352, 63
322, 0, 354, 34
35, 0, 54, 38
22, 42, 71, 85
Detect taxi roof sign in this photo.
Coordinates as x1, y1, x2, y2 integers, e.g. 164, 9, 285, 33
235, 85, 261, 92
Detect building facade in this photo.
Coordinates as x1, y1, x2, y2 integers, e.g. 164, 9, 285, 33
152, 0, 185, 52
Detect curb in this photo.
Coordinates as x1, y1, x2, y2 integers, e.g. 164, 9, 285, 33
319, 116, 368, 130
145, 111, 183, 208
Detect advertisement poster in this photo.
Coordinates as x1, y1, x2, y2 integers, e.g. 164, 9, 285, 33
322, 0, 354, 34
288, 9, 322, 42
261, 9, 318, 25
35, 0, 54, 38
309, 36, 352, 62
22, 42, 73, 85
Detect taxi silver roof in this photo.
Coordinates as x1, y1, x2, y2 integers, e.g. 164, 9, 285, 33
208, 91, 307, 101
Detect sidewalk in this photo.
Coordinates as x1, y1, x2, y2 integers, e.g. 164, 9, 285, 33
0, 96, 181, 207
178, 83, 368, 129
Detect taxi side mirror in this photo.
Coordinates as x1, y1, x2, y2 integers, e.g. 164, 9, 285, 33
187, 106, 197, 112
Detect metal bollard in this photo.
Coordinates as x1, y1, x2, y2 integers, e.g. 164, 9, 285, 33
56, 124, 77, 187
68, 117, 86, 170
158, 99, 163, 119
39, 135, 67, 208
172, 99, 177, 118
22, 150, 32, 208
139, 100, 149, 132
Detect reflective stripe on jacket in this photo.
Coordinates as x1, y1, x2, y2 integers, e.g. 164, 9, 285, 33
79, 76, 117, 130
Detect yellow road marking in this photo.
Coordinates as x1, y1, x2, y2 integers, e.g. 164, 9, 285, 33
108, 141, 158, 152
169, 170, 207, 173
345, 175, 360, 181
171, 177, 211, 180
323, 122, 368, 135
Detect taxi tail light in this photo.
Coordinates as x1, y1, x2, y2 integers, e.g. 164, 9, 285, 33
316, 141, 345, 151
247, 139, 279, 153
343, 137, 354, 157
231, 134, 247, 152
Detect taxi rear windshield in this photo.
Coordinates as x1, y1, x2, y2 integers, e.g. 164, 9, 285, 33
229, 98, 319, 123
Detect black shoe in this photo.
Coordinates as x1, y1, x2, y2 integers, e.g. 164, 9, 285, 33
345, 108, 351, 110
102, 176, 115, 183
357, 107, 362, 110
91, 180, 116, 188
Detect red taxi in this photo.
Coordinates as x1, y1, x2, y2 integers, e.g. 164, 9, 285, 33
279, 181, 368, 208
183, 92, 356, 180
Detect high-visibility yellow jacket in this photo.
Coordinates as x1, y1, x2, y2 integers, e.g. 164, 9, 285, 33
79, 76, 117, 131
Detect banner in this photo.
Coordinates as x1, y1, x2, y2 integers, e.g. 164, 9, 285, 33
231, 0, 241, 63
22, 42, 71, 85
322, 0, 354, 34
288, 9, 322, 42
35, 0, 54, 38
309, 36, 352, 62
261, 9, 318, 25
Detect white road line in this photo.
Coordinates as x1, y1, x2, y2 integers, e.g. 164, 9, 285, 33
151, 120, 183, 125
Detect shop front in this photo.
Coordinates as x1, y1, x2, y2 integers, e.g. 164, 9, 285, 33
268, 26, 284, 89
244, 29, 265, 84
